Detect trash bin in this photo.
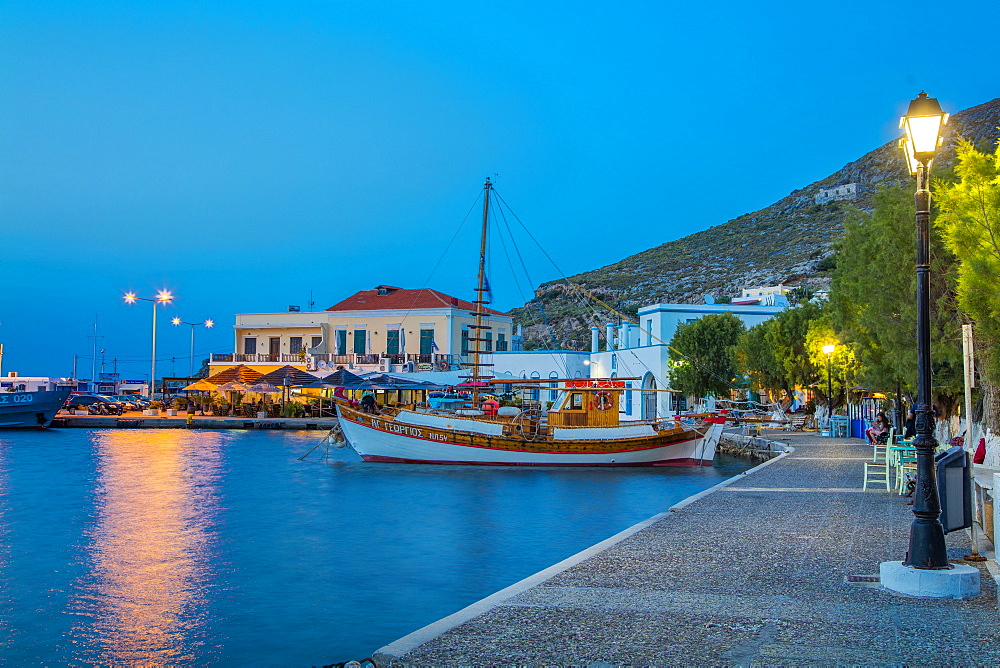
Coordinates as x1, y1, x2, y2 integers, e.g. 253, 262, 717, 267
936, 445, 972, 534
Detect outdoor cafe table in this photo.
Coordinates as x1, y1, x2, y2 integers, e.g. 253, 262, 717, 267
889, 444, 916, 467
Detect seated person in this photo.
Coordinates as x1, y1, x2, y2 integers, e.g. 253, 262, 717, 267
360, 393, 378, 413
866, 411, 891, 444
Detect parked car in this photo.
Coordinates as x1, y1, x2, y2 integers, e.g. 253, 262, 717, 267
63, 394, 123, 415
108, 395, 143, 410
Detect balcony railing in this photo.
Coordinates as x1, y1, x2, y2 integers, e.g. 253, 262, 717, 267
210, 353, 304, 363
211, 352, 462, 370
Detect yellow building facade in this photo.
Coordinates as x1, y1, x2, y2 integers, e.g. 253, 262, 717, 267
209, 285, 513, 376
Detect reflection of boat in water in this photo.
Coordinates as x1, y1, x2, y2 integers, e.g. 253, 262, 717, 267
0, 387, 72, 428
337, 178, 725, 466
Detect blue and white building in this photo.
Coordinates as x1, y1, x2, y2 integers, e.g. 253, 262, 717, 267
587, 300, 788, 421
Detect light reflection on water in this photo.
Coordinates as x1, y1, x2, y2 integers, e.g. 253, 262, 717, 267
0, 429, 753, 665
67, 430, 224, 665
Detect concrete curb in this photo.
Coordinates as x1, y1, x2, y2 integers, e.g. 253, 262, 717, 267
374, 438, 795, 663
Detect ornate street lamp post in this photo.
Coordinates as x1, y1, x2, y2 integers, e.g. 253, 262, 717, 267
899, 91, 950, 569
172, 317, 214, 376
124, 290, 174, 398
822, 344, 836, 416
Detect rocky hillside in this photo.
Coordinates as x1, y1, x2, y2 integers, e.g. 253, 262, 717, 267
514, 97, 1000, 349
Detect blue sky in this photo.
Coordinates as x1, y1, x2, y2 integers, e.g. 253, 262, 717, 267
2, 0, 998, 379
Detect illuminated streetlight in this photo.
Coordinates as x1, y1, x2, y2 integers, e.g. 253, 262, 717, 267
123, 289, 175, 398
172, 317, 214, 376
822, 344, 836, 415
899, 91, 949, 571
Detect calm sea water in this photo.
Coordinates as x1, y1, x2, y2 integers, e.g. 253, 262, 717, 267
0, 428, 753, 665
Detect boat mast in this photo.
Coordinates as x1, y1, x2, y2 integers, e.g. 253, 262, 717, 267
464, 177, 495, 407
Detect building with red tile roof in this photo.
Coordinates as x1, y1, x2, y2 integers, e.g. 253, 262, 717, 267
209, 285, 513, 377
326, 285, 506, 316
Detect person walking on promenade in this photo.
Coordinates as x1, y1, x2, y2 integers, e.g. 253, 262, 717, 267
866, 410, 890, 444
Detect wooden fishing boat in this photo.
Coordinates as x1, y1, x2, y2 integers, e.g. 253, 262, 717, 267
336, 178, 724, 466
337, 381, 725, 466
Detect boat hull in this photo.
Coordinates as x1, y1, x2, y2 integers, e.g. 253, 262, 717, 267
0, 388, 72, 428
338, 409, 723, 467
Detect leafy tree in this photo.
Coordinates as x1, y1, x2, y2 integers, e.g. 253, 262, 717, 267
829, 186, 963, 413
667, 312, 745, 398
804, 315, 861, 411
733, 320, 785, 397
765, 301, 824, 395
935, 140, 1000, 428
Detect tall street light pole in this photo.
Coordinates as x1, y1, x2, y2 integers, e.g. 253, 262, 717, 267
172, 317, 215, 376
899, 91, 950, 570
822, 344, 836, 417
124, 290, 174, 398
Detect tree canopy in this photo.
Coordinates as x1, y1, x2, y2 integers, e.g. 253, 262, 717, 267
667, 312, 745, 398
935, 140, 1000, 427
829, 185, 962, 412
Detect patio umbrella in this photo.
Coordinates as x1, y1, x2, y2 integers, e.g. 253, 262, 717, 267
182, 378, 217, 413
247, 383, 280, 394
215, 381, 249, 414
216, 382, 250, 392
182, 379, 217, 391
206, 364, 264, 385
317, 369, 367, 387
257, 365, 322, 387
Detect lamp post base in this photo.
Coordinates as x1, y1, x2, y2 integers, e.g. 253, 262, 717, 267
880, 561, 980, 599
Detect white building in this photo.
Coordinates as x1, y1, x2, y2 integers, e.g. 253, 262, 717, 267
587, 301, 788, 421
815, 183, 859, 204
0, 373, 77, 392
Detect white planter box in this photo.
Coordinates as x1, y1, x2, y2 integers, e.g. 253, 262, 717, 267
143, 409, 159, 416
257, 411, 268, 419
74, 410, 89, 416
166, 409, 178, 416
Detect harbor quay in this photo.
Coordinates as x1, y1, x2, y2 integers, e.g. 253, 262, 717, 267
374, 432, 1000, 667
49, 413, 339, 430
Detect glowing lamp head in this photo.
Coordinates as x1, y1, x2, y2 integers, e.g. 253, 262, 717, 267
899, 91, 948, 161
204, 319, 215, 328
123, 292, 137, 304
822, 344, 836, 355
172, 317, 182, 326
156, 290, 174, 303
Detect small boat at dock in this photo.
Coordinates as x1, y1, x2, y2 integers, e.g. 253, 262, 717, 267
0, 388, 73, 428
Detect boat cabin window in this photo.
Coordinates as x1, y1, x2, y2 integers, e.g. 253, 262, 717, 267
571, 392, 583, 409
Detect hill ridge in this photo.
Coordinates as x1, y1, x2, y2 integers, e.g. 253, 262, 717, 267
513, 97, 1000, 349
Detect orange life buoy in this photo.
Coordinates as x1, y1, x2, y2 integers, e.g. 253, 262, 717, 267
591, 390, 613, 411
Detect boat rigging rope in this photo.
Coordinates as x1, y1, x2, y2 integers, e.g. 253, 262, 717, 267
297, 425, 345, 461
490, 197, 563, 367
493, 190, 743, 389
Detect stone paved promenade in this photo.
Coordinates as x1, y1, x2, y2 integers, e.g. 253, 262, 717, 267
375, 433, 1000, 667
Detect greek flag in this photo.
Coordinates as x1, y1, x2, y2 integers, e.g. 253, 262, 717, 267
483, 275, 493, 303
432, 340, 439, 351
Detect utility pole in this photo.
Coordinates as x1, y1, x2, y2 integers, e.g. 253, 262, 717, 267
73, 355, 78, 379
87, 316, 104, 382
